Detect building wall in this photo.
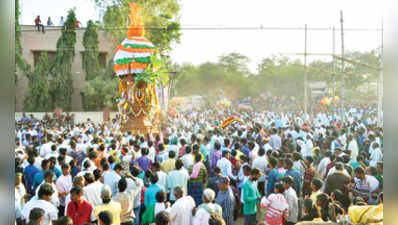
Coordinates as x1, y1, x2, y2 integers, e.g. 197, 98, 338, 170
16, 25, 116, 111
15, 111, 118, 124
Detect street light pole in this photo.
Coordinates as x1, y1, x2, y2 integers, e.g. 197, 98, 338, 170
340, 10, 345, 122
378, 18, 383, 126
332, 26, 336, 114
304, 24, 308, 116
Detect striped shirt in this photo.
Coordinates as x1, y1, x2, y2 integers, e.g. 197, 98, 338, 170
354, 176, 371, 200
215, 187, 235, 225
188, 164, 207, 183
261, 193, 289, 225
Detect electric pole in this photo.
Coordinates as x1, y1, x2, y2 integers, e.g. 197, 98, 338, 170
304, 24, 308, 116
378, 18, 383, 126
332, 26, 336, 114
340, 10, 345, 122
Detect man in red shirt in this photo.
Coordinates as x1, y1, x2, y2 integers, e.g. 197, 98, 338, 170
75, 19, 82, 28
67, 186, 93, 225
34, 15, 45, 33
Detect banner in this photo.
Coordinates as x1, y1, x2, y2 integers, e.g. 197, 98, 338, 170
220, 116, 245, 129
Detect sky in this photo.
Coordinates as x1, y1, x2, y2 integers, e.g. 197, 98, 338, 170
20, 0, 394, 72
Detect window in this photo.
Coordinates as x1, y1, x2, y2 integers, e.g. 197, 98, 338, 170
99, 52, 107, 68
81, 52, 108, 69
32, 51, 56, 67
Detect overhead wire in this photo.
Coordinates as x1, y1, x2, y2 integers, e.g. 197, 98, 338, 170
20, 25, 382, 32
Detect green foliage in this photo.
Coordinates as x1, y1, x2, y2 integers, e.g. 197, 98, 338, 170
84, 0, 181, 111
96, 0, 181, 53
23, 52, 52, 111
49, 9, 77, 111
83, 76, 119, 111
81, 19, 113, 111
219, 52, 250, 75
135, 54, 169, 85
82, 20, 101, 80
15, 0, 32, 83
341, 50, 381, 90
174, 50, 381, 101
255, 56, 306, 97
175, 53, 255, 99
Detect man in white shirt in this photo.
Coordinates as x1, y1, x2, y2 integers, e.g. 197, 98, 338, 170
59, 16, 65, 26
126, 166, 144, 225
76, 138, 88, 153
368, 134, 377, 155
103, 164, 123, 196
327, 160, 351, 178
339, 130, 347, 147
237, 156, 249, 189
263, 140, 273, 154
55, 164, 73, 216
181, 148, 194, 169
317, 151, 331, 178
282, 176, 298, 224
251, 148, 267, 194
170, 186, 196, 225
35, 170, 60, 208
15, 173, 27, 210
81, 151, 98, 172
22, 183, 58, 225
165, 138, 179, 157
302, 135, 313, 158
82, 171, 103, 207
217, 151, 236, 181
269, 128, 282, 150
365, 168, 380, 193
153, 162, 168, 190
147, 141, 156, 162
347, 134, 359, 163
167, 159, 190, 202
40, 136, 54, 158
369, 143, 383, 167
44, 144, 59, 160
57, 138, 71, 155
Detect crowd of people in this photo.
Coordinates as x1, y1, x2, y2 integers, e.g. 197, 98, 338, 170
14, 98, 383, 225
34, 15, 82, 33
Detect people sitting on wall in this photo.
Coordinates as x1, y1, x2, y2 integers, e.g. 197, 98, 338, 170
75, 19, 82, 28
59, 16, 65, 26
34, 15, 45, 33
47, 17, 54, 26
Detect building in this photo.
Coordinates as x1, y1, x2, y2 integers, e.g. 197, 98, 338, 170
309, 81, 327, 98
16, 25, 116, 111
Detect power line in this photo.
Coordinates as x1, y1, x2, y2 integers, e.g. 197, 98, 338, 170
20, 25, 382, 32
281, 53, 381, 71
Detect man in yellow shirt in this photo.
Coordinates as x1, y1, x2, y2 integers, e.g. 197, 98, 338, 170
161, 151, 176, 173
94, 185, 122, 225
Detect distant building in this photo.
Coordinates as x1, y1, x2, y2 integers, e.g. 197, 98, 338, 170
309, 81, 327, 98
16, 25, 116, 111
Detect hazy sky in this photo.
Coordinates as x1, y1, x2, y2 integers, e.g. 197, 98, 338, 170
20, 0, 393, 72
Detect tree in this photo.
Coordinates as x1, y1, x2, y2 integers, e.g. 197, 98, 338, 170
82, 20, 101, 81
219, 52, 250, 75
255, 56, 305, 97
82, 53, 120, 111
174, 53, 255, 99
95, 0, 181, 53
82, 76, 119, 111
23, 52, 52, 111
173, 50, 380, 103
49, 9, 77, 111
15, 0, 32, 83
